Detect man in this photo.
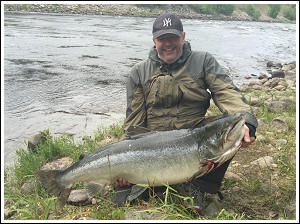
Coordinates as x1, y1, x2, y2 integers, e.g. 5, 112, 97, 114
114, 13, 257, 213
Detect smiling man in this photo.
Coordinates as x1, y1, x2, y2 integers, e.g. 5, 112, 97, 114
115, 13, 257, 214
152, 13, 186, 64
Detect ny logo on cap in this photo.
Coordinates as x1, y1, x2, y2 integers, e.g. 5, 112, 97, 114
163, 18, 172, 27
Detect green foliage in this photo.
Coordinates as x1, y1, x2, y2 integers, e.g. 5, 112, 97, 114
282, 5, 296, 21
245, 4, 261, 20
211, 4, 235, 16
268, 5, 281, 19
13, 129, 83, 185
189, 4, 207, 14
214, 208, 246, 220
189, 4, 235, 15
4, 179, 58, 220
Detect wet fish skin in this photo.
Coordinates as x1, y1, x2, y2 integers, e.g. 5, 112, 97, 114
36, 113, 245, 206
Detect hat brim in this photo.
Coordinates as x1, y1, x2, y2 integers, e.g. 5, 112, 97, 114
153, 29, 183, 39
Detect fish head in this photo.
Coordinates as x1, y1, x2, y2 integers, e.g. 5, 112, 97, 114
197, 113, 245, 164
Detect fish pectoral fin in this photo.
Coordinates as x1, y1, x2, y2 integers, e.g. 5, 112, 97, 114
126, 185, 148, 202
79, 153, 87, 160
188, 161, 216, 182
188, 168, 207, 182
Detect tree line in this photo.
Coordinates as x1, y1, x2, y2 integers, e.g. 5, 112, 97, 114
136, 4, 296, 21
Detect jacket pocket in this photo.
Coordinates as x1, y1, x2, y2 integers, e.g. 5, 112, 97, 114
146, 74, 183, 109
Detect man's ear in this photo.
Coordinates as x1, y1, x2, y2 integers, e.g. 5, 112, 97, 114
152, 37, 157, 45
181, 32, 186, 42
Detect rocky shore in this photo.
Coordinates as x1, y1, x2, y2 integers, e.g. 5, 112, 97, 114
4, 4, 295, 23
240, 60, 296, 113
12, 60, 295, 220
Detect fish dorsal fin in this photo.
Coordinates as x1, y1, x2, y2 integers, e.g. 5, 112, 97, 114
126, 126, 153, 140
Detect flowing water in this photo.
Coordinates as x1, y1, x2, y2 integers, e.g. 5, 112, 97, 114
3, 12, 296, 166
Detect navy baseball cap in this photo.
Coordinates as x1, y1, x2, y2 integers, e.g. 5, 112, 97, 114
152, 13, 183, 39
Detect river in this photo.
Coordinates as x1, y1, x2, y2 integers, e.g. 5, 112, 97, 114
3, 12, 297, 166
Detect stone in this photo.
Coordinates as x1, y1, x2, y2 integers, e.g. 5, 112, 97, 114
249, 96, 261, 106
258, 73, 268, 79
21, 178, 36, 195
203, 194, 222, 218
267, 61, 274, 67
286, 80, 296, 88
282, 63, 296, 71
28, 133, 47, 151
290, 154, 296, 167
239, 86, 247, 92
275, 139, 287, 148
224, 172, 242, 181
259, 78, 268, 85
250, 156, 274, 168
273, 85, 286, 91
77, 216, 97, 220
251, 85, 263, 90
40, 157, 73, 170
267, 101, 286, 113
256, 135, 266, 143
67, 189, 91, 206
270, 118, 289, 132
124, 209, 166, 220
4, 209, 17, 219
271, 70, 285, 78
244, 74, 252, 79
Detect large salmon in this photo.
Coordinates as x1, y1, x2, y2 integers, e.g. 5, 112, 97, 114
36, 113, 245, 205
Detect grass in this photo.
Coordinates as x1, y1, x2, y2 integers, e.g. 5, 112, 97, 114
4, 88, 296, 220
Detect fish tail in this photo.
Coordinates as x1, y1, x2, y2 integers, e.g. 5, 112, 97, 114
35, 169, 71, 206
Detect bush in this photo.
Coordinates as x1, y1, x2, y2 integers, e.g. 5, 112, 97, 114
189, 4, 235, 15
268, 5, 281, 19
213, 4, 235, 15
245, 4, 261, 20
189, 4, 209, 14
282, 5, 296, 20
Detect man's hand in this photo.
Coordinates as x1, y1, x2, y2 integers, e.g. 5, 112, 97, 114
241, 124, 255, 147
114, 178, 132, 187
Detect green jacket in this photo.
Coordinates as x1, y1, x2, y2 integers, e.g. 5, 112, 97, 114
124, 41, 257, 133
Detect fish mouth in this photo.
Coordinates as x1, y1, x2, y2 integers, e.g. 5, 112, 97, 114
213, 115, 245, 163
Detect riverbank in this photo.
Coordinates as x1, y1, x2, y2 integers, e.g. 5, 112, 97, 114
3, 3, 296, 23
4, 60, 297, 220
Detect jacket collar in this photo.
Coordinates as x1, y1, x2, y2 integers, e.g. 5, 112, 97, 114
149, 41, 192, 71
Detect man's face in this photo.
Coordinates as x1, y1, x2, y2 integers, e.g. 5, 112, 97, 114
153, 32, 185, 64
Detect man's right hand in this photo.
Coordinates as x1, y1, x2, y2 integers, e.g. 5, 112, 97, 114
114, 178, 132, 187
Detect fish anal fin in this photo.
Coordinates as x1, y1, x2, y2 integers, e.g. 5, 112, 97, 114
84, 182, 108, 196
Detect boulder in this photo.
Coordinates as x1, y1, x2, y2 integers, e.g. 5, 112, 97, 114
67, 189, 91, 206
28, 133, 47, 152
271, 70, 285, 78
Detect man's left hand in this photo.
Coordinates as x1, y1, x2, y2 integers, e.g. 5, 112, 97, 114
241, 124, 255, 147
